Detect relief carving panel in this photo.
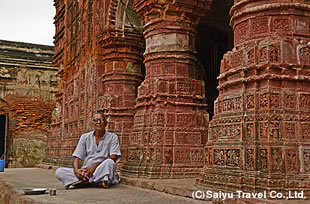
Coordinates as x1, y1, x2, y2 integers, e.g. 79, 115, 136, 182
300, 123, 310, 141
246, 94, 255, 110
213, 149, 240, 168
175, 148, 190, 163
258, 149, 268, 172
271, 148, 283, 172
286, 149, 298, 172
303, 150, 310, 173
245, 148, 255, 171
190, 149, 204, 163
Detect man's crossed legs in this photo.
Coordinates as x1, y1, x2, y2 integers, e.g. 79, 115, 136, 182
55, 159, 119, 189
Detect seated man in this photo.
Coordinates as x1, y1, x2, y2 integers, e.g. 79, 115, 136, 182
55, 110, 121, 189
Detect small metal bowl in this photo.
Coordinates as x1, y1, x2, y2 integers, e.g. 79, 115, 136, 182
49, 189, 56, 196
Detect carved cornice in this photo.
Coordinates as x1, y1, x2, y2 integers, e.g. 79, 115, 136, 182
134, 0, 212, 25
230, 1, 310, 27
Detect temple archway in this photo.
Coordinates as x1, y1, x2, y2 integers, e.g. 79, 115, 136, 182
196, 0, 234, 120
0, 99, 8, 162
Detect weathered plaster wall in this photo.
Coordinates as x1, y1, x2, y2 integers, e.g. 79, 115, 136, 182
0, 40, 57, 168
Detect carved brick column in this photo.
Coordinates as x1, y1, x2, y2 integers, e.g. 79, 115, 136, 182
196, 0, 310, 195
121, 0, 212, 178
98, 31, 145, 163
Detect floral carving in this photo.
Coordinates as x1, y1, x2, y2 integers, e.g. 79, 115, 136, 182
236, 21, 249, 43
259, 47, 268, 63
284, 92, 296, 109
128, 148, 142, 161
299, 45, 310, 65
270, 93, 280, 108
151, 148, 162, 164
252, 17, 268, 36
269, 45, 280, 62
301, 123, 310, 140
260, 93, 269, 108
285, 123, 296, 140
247, 95, 255, 109
304, 150, 310, 173
272, 18, 290, 31
230, 51, 243, 68
247, 48, 255, 64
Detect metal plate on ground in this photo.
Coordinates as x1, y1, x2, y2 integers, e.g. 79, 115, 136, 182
23, 188, 47, 195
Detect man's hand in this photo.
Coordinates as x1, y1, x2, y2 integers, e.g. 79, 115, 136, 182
73, 157, 88, 181
74, 168, 90, 182
85, 164, 97, 178
74, 169, 84, 180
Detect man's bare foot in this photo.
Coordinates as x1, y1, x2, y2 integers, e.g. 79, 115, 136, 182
103, 181, 109, 188
97, 181, 109, 188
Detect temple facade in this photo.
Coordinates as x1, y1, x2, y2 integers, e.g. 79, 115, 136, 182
47, 0, 310, 194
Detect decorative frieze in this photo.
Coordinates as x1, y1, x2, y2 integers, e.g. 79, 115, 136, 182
271, 17, 291, 32
191, 149, 204, 163
252, 17, 269, 37
213, 149, 240, 168
175, 148, 190, 163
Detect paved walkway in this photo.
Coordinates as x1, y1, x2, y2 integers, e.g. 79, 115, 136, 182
0, 168, 207, 204
0, 168, 309, 204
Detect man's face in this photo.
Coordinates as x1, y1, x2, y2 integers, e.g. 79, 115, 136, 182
92, 113, 106, 132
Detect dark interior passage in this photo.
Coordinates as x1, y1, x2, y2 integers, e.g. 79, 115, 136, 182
0, 115, 6, 159
196, 0, 234, 120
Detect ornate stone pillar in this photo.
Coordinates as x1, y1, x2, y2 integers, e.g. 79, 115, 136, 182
121, 0, 212, 178
98, 31, 145, 163
196, 0, 310, 195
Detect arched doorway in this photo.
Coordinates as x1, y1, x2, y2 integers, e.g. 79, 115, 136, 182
0, 99, 8, 161
196, 0, 234, 120
0, 115, 7, 159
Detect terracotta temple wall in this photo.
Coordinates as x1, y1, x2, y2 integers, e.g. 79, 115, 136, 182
45, 0, 144, 166
196, 0, 310, 196
48, 0, 310, 194
121, 0, 212, 178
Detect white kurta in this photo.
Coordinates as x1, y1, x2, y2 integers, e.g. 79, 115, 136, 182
55, 131, 121, 188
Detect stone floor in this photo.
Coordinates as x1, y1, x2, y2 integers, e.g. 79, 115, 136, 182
0, 167, 308, 204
